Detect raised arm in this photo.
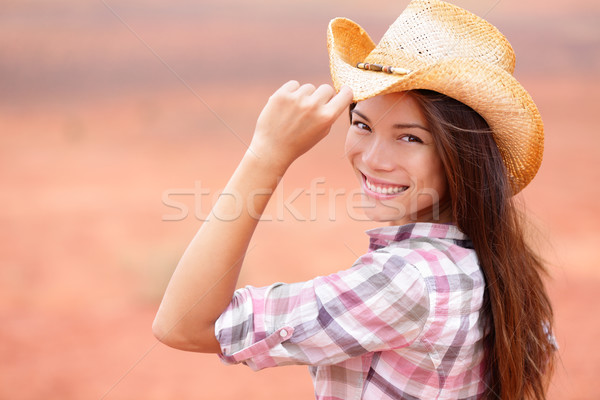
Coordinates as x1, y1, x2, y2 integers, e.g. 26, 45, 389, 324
152, 81, 353, 352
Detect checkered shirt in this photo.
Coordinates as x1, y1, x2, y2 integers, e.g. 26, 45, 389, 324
215, 223, 486, 399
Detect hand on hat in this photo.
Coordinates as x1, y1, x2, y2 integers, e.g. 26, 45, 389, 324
249, 80, 353, 169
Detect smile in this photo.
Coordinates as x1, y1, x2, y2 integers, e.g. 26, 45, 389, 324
363, 174, 408, 197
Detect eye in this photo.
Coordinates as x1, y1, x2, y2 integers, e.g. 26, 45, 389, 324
352, 120, 371, 133
399, 134, 423, 143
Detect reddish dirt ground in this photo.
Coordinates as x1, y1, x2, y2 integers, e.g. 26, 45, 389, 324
1, 1, 599, 399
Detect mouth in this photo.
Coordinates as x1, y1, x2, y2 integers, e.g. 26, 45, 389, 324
361, 173, 408, 198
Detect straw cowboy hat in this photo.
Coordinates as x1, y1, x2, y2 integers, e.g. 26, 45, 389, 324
327, 0, 543, 193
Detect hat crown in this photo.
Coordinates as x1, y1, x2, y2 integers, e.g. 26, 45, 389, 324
365, 0, 515, 74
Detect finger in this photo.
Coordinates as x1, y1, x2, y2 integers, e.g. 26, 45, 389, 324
280, 80, 300, 92
295, 83, 316, 96
324, 85, 354, 116
311, 84, 337, 104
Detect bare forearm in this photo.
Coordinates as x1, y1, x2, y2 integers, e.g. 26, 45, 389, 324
153, 81, 352, 353
153, 151, 287, 352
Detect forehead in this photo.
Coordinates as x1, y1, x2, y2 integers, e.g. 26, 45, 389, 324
353, 92, 427, 126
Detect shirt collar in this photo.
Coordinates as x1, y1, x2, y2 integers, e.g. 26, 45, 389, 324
366, 223, 470, 252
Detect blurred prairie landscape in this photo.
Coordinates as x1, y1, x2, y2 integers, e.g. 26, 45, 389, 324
1, 0, 599, 399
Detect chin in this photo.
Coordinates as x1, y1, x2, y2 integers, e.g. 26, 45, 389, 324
363, 209, 408, 224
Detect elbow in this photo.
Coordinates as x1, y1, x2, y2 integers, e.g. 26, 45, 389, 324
152, 316, 172, 345
152, 314, 220, 353
152, 315, 190, 350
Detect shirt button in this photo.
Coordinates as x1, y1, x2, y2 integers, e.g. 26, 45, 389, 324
280, 329, 289, 338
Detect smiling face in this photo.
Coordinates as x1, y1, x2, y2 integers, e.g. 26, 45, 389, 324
345, 91, 452, 225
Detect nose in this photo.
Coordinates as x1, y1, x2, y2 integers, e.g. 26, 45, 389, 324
362, 135, 395, 172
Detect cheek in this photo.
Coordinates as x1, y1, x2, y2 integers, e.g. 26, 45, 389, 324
415, 152, 447, 190
428, 157, 448, 194
344, 132, 360, 161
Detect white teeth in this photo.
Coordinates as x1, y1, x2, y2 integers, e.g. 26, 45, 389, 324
365, 177, 406, 195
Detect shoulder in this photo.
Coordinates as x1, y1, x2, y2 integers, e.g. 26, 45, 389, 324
365, 223, 480, 278
358, 230, 484, 310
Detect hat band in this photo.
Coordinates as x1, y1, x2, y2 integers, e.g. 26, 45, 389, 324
356, 62, 411, 75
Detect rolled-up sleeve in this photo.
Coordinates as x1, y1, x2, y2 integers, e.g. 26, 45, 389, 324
214, 251, 430, 371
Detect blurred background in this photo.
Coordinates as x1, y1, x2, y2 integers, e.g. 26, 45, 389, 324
1, 0, 598, 398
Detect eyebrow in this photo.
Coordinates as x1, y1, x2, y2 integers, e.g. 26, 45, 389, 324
351, 109, 430, 132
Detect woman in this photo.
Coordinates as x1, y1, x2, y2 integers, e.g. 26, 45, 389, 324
153, 0, 556, 399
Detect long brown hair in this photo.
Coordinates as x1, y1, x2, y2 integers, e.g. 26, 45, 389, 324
410, 90, 556, 399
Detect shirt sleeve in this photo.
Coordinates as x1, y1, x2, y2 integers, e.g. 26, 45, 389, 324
214, 250, 430, 371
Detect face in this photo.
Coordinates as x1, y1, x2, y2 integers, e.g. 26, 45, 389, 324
345, 91, 451, 225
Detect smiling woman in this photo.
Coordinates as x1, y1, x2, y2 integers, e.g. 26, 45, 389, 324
345, 92, 451, 225
153, 1, 556, 399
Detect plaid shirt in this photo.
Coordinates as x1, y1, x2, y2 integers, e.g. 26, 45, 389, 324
215, 223, 486, 399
